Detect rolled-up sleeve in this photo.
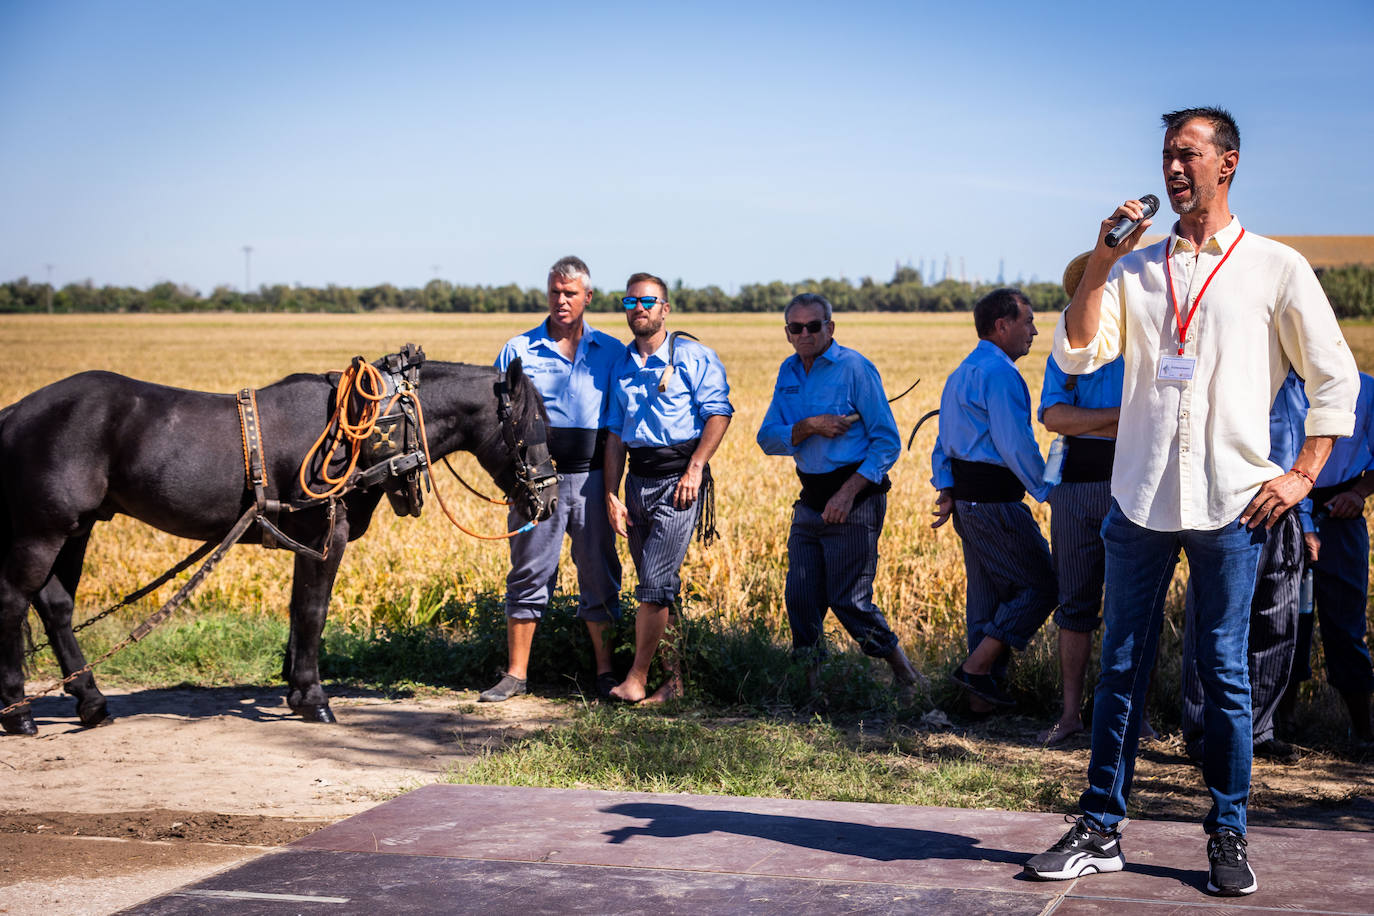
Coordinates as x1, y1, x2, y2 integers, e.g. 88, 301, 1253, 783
1053, 271, 1124, 376
691, 351, 734, 420
1275, 258, 1358, 439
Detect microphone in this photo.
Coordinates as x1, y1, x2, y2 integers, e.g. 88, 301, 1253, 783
1104, 194, 1160, 248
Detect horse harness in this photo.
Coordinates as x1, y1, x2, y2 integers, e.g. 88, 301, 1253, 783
235, 343, 430, 561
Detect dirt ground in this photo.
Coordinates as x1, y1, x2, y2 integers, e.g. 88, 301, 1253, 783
1, 685, 1370, 915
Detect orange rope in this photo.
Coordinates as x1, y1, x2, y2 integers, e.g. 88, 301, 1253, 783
296, 357, 537, 540
412, 393, 537, 541
297, 359, 401, 499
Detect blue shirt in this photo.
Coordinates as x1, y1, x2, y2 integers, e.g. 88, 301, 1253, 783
1270, 369, 1314, 532
606, 334, 734, 447
495, 320, 624, 429
756, 341, 901, 485
1316, 371, 1374, 488
932, 339, 1049, 502
1038, 355, 1124, 440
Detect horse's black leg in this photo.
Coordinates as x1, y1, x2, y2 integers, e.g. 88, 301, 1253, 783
1, 535, 65, 736
283, 518, 350, 723
33, 534, 109, 727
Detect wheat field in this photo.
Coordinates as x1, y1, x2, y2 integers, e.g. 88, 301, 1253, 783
4, 313, 1372, 661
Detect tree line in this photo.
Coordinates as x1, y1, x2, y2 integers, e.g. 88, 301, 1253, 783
3, 265, 1373, 317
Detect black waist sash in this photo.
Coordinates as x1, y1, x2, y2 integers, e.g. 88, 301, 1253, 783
629, 440, 697, 478
1061, 436, 1116, 483
950, 458, 1025, 502
547, 427, 606, 474
627, 439, 717, 546
1310, 473, 1364, 509
795, 462, 890, 513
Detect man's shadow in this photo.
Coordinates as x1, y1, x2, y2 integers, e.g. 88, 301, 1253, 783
601, 802, 1023, 866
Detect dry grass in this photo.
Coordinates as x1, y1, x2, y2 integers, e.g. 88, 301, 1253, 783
5, 312, 1374, 667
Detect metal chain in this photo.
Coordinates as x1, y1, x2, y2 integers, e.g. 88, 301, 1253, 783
23, 541, 215, 659
2, 508, 256, 720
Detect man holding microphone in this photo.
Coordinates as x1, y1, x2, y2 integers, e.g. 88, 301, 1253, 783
1024, 107, 1358, 896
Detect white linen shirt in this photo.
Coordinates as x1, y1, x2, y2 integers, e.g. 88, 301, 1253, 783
1052, 217, 1358, 532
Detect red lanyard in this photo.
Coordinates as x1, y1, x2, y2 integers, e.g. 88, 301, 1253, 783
1163, 228, 1245, 356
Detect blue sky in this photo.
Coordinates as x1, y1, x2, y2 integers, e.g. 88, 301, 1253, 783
2, 1, 1371, 294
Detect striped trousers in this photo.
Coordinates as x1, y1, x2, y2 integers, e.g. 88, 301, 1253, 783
783, 495, 900, 659
951, 499, 1058, 677
625, 472, 699, 607
1182, 509, 1302, 746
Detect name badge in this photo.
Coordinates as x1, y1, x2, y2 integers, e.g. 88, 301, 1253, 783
1158, 355, 1196, 381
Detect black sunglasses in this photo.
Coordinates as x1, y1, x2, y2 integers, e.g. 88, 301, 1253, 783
786, 320, 826, 335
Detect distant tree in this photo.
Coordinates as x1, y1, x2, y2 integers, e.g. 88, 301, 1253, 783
890, 265, 922, 286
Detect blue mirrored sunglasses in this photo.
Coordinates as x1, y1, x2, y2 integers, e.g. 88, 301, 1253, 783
620, 295, 664, 310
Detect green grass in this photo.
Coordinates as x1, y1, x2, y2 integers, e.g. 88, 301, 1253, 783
41, 608, 291, 688
445, 707, 1066, 810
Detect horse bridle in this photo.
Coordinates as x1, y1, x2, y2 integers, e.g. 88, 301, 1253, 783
493, 373, 559, 520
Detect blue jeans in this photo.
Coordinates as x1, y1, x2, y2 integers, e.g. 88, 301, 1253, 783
1081, 501, 1264, 836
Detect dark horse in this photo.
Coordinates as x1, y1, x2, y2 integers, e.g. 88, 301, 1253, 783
0, 352, 556, 735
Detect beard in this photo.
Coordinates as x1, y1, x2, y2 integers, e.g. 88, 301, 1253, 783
631, 313, 665, 339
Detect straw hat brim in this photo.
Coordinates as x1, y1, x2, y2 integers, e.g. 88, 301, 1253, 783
1061, 251, 1092, 298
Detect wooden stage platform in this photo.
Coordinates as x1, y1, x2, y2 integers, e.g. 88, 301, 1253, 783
123, 783, 1374, 914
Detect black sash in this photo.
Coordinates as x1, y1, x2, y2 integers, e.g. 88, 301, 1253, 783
796, 462, 890, 513
629, 440, 696, 478
950, 458, 1025, 502
547, 427, 606, 474
1310, 473, 1364, 509
1061, 436, 1116, 483
627, 439, 717, 545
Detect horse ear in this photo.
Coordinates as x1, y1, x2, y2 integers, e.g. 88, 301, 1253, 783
506, 357, 524, 388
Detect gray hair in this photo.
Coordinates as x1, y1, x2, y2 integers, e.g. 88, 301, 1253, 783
548, 255, 591, 288
784, 292, 833, 322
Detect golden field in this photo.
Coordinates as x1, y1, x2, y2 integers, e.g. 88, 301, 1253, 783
4, 313, 1373, 661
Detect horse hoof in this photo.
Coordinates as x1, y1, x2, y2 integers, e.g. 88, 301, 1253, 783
295, 704, 337, 724
2, 712, 38, 736
78, 700, 110, 728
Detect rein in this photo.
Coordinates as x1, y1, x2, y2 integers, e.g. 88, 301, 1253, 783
3, 505, 258, 719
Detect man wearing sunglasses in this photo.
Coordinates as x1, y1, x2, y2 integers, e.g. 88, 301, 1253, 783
931, 287, 1058, 712
604, 272, 733, 703
480, 255, 625, 704
757, 293, 921, 692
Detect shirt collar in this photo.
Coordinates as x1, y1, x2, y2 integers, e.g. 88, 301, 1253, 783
1168, 215, 1242, 255
784, 339, 842, 376
533, 319, 596, 353
974, 337, 1015, 368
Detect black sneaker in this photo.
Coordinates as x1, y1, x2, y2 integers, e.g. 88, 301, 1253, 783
1024, 815, 1125, 880
1206, 830, 1257, 896
948, 666, 1015, 707
478, 673, 527, 703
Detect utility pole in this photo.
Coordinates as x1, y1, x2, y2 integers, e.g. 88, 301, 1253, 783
44, 263, 54, 314
242, 246, 253, 294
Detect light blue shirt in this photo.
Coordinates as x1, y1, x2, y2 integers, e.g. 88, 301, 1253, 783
495, 320, 624, 430
932, 339, 1049, 501
756, 341, 900, 484
606, 334, 733, 447
1038, 355, 1124, 440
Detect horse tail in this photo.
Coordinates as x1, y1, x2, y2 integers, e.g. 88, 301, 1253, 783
0, 404, 24, 671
